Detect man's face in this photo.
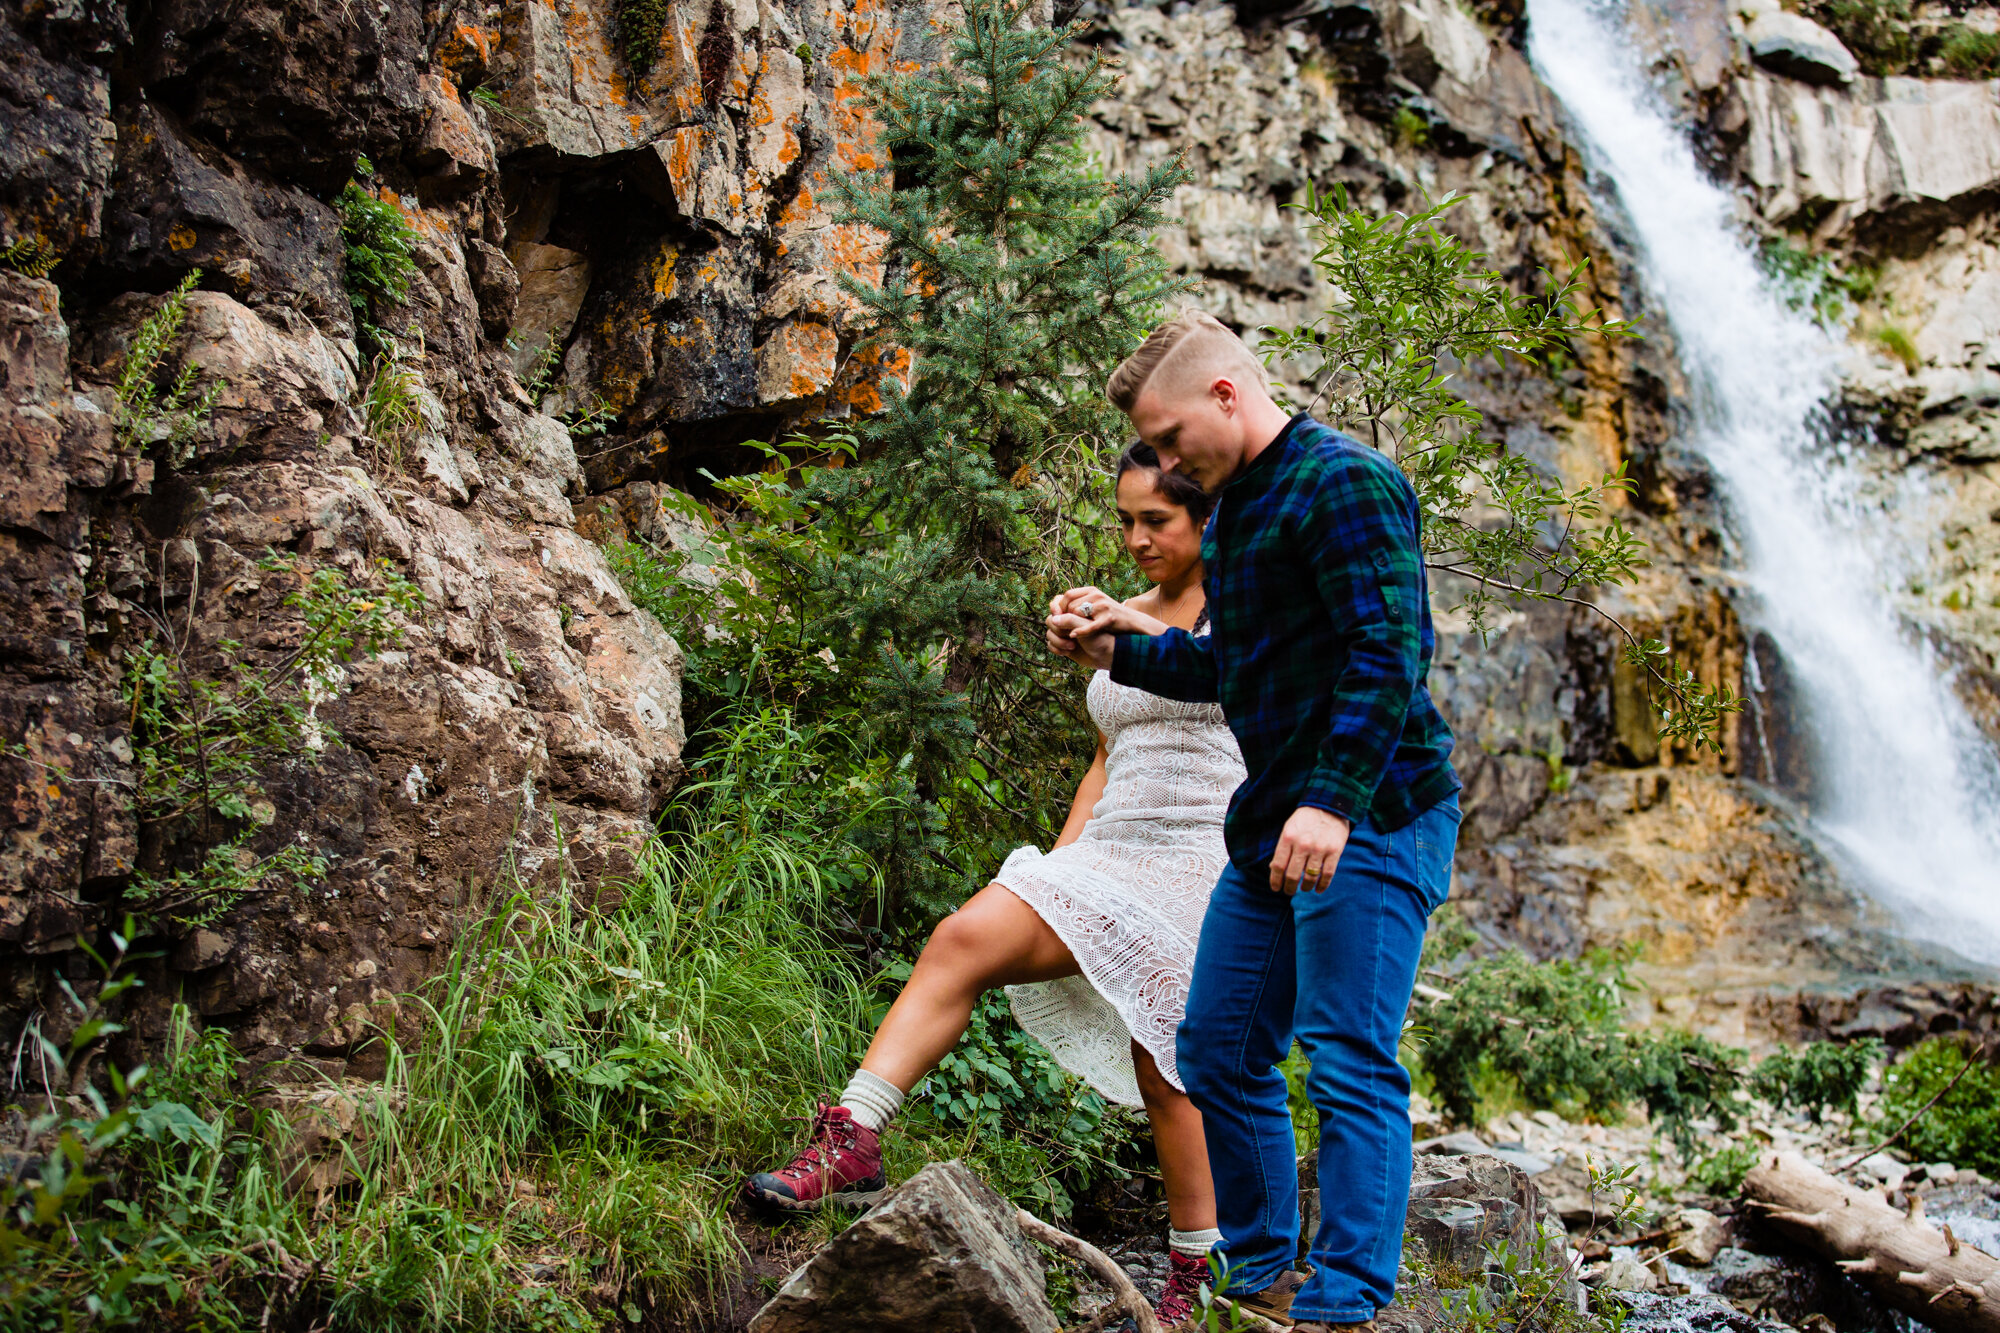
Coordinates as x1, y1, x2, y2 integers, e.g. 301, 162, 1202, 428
1128, 378, 1246, 493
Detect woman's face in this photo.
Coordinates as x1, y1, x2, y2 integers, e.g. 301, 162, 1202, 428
1116, 468, 1204, 586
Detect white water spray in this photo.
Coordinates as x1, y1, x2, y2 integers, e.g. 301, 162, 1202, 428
1525, 0, 2000, 965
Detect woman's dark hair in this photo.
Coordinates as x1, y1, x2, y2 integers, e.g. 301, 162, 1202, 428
1115, 441, 1216, 524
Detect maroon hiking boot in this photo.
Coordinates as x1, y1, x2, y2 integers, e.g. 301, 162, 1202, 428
743, 1103, 887, 1212
1157, 1248, 1212, 1329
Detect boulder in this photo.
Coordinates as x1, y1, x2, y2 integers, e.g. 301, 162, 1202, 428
1405, 1153, 1564, 1276
748, 1161, 1059, 1333
1743, 10, 1858, 86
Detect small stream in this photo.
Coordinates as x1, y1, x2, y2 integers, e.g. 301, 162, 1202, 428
1523, 0, 2000, 966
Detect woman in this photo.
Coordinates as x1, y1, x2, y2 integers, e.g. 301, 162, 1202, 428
744, 443, 1246, 1327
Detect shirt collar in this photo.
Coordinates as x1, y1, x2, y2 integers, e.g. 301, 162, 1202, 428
1223, 412, 1309, 493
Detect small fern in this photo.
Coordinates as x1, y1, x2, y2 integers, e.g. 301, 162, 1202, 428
115, 271, 223, 465
0, 236, 60, 278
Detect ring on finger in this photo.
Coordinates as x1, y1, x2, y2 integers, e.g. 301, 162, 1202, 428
1077, 600, 1096, 618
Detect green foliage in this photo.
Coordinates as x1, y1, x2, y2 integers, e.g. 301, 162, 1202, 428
1940, 25, 2000, 77
1404, 1157, 1643, 1333
1796, 0, 1915, 75
1683, 1141, 1760, 1196
902, 976, 1142, 1216
1876, 1036, 2000, 1177
113, 271, 222, 464
123, 553, 422, 927
1757, 238, 1876, 328
1751, 1037, 1880, 1122
1393, 104, 1433, 149
628, 0, 1192, 930
363, 345, 424, 472
1264, 187, 1740, 752
338, 159, 419, 337
1875, 323, 1922, 373
617, 0, 671, 73
0, 236, 60, 278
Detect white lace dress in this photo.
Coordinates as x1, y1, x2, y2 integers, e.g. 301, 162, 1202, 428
999, 665, 1246, 1105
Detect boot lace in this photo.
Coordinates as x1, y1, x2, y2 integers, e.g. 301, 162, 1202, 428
775, 1103, 857, 1181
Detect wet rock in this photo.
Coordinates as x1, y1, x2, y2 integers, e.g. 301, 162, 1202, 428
1742, 10, 1857, 86
1606, 1290, 1797, 1333
1664, 1208, 1728, 1267
748, 1160, 1058, 1333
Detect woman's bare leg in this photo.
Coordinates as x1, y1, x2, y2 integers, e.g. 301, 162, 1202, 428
859, 883, 1081, 1092
1133, 1040, 1218, 1232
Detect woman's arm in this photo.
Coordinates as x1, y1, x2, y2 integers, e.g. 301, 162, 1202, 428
1052, 734, 1110, 848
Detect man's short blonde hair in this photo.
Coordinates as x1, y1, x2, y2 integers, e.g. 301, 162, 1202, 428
1106, 310, 1267, 413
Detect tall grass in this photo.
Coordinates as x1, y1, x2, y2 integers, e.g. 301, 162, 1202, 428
8, 703, 1144, 1328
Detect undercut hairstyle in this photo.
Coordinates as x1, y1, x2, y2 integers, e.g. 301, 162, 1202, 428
1116, 440, 1217, 523
1105, 309, 1268, 413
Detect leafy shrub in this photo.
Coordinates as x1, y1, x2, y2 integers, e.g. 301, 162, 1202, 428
123, 554, 422, 927
1684, 1141, 1761, 1196
1876, 1036, 2000, 1177
617, 0, 671, 73
0, 236, 59, 277
1750, 1037, 1880, 1122
1418, 948, 1880, 1157
901, 978, 1142, 1216
1940, 24, 2000, 78
1757, 238, 1876, 328
338, 159, 419, 338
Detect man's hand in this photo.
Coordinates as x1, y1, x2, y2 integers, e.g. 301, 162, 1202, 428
1269, 806, 1351, 895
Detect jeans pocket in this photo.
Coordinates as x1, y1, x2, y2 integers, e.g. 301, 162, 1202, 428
1411, 796, 1461, 913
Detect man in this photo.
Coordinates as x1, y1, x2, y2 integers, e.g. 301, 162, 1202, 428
1048, 311, 1460, 1332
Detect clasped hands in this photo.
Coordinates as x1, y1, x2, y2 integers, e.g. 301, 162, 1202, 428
1044, 587, 1351, 896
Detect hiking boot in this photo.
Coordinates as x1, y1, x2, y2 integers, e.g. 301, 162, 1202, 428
1157, 1249, 1211, 1329
743, 1103, 886, 1212
1224, 1268, 1307, 1327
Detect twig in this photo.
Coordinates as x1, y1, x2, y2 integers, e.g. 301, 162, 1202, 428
1836, 1045, 1983, 1173
1017, 1209, 1162, 1333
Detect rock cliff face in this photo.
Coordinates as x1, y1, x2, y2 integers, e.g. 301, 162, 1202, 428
2, 0, 1995, 1068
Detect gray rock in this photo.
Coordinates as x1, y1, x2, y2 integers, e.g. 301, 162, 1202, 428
1743, 10, 1858, 86
748, 1161, 1059, 1333
1607, 1290, 1798, 1333
1416, 1131, 1492, 1157
1405, 1153, 1565, 1275
1663, 1207, 1727, 1267
1599, 1255, 1660, 1292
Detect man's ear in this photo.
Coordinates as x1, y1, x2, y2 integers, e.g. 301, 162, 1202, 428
1210, 375, 1240, 415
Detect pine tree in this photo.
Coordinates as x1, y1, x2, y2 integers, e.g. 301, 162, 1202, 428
673, 0, 1191, 927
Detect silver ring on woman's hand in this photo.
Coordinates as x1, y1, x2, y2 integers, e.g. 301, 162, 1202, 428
1077, 601, 1096, 618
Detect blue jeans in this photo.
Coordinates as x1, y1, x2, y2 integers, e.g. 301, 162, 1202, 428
1176, 796, 1460, 1323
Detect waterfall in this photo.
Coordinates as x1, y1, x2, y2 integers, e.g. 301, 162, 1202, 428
1523, 0, 2000, 965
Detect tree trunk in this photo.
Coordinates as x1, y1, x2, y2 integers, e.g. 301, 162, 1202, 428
1743, 1151, 2000, 1333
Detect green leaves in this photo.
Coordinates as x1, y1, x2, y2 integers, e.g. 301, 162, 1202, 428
1265, 184, 1740, 751
121, 553, 422, 928
338, 160, 420, 343
113, 271, 222, 465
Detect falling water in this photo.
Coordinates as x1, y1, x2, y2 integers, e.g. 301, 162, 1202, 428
1524, 0, 2000, 965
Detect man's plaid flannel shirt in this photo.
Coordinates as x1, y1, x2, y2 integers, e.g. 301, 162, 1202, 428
1111, 413, 1459, 870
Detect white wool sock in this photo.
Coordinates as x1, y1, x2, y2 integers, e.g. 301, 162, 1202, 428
1170, 1226, 1224, 1258
839, 1069, 906, 1133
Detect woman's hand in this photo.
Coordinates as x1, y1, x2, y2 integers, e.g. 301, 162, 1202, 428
1045, 587, 1168, 670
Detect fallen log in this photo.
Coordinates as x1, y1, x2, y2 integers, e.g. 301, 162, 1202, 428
1743, 1151, 2000, 1333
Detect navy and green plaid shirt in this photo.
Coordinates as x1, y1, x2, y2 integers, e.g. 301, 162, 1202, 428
1111, 413, 1459, 870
